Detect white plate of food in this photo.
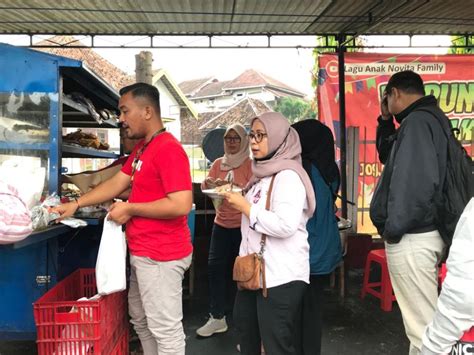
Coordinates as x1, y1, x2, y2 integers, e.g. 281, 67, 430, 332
202, 185, 242, 197
202, 184, 242, 209
202, 189, 223, 199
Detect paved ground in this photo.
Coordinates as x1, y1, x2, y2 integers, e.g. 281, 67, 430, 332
179, 268, 409, 355
0, 268, 408, 355
0, 218, 409, 354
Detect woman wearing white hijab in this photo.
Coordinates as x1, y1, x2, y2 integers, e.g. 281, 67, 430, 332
197, 123, 253, 337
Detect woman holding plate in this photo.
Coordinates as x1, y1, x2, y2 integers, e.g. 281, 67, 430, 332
197, 123, 252, 337
222, 112, 315, 355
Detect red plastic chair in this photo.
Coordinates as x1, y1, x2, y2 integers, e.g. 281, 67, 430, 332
438, 262, 447, 287
361, 249, 396, 312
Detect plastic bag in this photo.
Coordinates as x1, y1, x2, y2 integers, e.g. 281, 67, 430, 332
31, 206, 59, 230
42, 192, 61, 208
0, 182, 32, 244
0, 160, 45, 209
95, 216, 127, 295
60, 218, 87, 228
54, 294, 101, 355
31, 193, 61, 230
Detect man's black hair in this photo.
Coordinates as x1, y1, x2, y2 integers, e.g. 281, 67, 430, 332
385, 70, 425, 96
120, 82, 161, 115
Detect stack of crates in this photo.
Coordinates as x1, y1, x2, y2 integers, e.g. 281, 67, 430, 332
33, 269, 128, 354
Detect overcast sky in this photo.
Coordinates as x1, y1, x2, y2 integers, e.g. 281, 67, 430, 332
1, 35, 452, 98
105, 47, 315, 94
95, 35, 451, 98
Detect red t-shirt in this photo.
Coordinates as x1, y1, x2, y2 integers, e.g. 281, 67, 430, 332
121, 132, 193, 261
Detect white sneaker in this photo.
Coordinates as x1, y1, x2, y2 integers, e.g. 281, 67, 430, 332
196, 315, 228, 337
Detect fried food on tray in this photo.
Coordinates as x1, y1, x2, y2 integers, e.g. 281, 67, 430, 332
63, 129, 109, 150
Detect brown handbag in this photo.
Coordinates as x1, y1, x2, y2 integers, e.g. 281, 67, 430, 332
233, 175, 275, 298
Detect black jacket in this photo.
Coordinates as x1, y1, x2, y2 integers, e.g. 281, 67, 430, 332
376, 116, 396, 164
372, 95, 448, 243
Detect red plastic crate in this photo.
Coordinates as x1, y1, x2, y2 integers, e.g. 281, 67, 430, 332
33, 269, 128, 355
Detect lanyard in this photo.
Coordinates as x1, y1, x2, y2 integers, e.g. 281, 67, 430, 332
130, 127, 166, 186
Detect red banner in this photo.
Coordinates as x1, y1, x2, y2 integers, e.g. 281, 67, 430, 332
318, 53, 474, 234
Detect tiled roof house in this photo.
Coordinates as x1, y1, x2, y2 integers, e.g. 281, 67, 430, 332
181, 97, 272, 145
179, 77, 216, 97
179, 69, 305, 113
35, 36, 134, 91
36, 36, 197, 141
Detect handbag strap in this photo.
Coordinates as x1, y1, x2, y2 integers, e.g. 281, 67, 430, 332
259, 174, 275, 298
258, 174, 276, 255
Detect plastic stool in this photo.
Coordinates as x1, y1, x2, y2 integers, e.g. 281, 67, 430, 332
361, 249, 396, 312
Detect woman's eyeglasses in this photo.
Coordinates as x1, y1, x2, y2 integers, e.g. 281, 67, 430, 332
224, 136, 241, 143
248, 132, 268, 143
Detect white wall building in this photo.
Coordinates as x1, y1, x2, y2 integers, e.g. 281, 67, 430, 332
152, 69, 198, 139
179, 69, 306, 113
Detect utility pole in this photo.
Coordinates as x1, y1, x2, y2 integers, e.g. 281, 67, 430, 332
135, 51, 153, 84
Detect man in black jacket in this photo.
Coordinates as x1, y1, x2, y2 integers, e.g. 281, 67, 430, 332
371, 71, 447, 355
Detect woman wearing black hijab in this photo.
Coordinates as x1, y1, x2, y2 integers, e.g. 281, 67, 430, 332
292, 119, 342, 355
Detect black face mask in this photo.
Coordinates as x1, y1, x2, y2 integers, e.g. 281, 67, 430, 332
254, 128, 291, 162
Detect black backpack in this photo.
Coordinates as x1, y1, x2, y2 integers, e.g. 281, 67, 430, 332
419, 108, 474, 246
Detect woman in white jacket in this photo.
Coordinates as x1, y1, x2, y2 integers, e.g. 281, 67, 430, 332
222, 112, 316, 355
421, 198, 474, 355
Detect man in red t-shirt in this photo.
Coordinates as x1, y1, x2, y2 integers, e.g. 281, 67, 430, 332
53, 83, 193, 355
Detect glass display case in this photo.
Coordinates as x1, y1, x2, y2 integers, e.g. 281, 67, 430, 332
0, 43, 120, 339
0, 92, 52, 199
0, 43, 120, 194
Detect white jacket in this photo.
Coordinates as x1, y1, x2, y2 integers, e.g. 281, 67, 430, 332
421, 198, 474, 355
240, 170, 311, 288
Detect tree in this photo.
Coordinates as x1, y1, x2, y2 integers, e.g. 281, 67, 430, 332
449, 35, 473, 54
311, 35, 365, 112
274, 97, 316, 123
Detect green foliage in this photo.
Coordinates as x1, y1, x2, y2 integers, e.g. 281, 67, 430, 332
311, 36, 365, 112
274, 97, 316, 123
449, 36, 473, 54
311, 36, 364, 89
311, 36, 338, 91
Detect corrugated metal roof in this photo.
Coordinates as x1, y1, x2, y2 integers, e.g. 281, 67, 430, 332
0, 0, 472, 36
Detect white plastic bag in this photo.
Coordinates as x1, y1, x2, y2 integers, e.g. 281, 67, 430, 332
53, 294, 101, 355
0, 182, 33, 244
0, 159, 45, 209
95, 216, 127, 295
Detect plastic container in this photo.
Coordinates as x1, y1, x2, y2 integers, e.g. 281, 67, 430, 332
33, 268, 128, 354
